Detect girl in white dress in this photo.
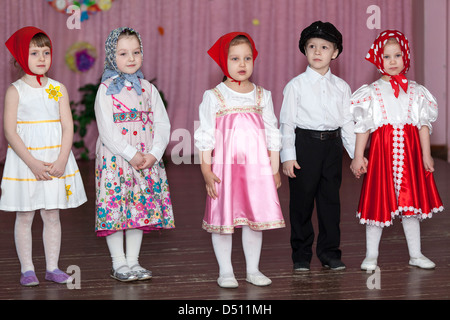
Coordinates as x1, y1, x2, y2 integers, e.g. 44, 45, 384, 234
1, 27, 87, 286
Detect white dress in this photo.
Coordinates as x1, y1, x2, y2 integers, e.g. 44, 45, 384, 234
0, 78, 87, 212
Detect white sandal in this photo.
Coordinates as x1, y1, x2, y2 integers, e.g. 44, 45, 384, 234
217, 275, 238, 288
246, 272, 272, 286
409, 255, 436, 269
361, 257, 378, 271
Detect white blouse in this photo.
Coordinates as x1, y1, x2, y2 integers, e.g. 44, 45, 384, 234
279, 66, 356, 162
94, 78, 170, 162
194, 82, 281, 152
351, 79, 438, 134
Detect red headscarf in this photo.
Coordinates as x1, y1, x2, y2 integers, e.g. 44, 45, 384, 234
366, 30, 410, 98
207, 32, 258, 84
5, 26, 52, 86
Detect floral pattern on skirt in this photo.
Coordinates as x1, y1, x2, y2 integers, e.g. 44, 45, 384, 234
95, 153, 174, 236
94, 79, 174, 236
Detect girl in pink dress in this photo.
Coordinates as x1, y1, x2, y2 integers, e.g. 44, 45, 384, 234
194, 32, 285, 288
350, 30, 444, 271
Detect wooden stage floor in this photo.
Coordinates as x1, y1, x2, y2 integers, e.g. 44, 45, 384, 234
0, 156, 449, 303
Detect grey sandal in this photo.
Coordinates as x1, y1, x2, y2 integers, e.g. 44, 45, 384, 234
130, 265, 152, 280
110, 265, 138, 282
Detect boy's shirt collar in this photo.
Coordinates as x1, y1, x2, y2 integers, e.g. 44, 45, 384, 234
305, 65, 334, 85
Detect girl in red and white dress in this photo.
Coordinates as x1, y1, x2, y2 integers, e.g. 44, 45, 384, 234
350, 30, 444, 271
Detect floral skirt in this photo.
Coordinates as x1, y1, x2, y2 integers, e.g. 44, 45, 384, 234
95, 146, 175, 237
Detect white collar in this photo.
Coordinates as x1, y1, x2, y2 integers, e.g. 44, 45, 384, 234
305, 66, 334, 84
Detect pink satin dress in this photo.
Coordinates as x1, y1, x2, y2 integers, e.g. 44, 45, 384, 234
202, 86, 285, 234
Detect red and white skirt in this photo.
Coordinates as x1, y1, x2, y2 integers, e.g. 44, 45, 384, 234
356, 123, 443, 227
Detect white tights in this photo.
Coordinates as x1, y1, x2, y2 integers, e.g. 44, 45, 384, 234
15, 209, 61, 273
365, 216, 423, 259
401, 216, 423, 259
211, 226, 263, 278
106, 229, 145, 272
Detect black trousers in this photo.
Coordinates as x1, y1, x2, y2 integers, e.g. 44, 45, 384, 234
289, 128, 343, 265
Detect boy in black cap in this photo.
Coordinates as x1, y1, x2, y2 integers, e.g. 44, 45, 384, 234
280, 21, 355, 271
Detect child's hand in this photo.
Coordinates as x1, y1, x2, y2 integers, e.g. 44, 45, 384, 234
282, 160, 300, 178
48, 158, 67, 178
29, 159, 52, 181
129, 152, 145, 170
350, 157, 368, 178
202, 170, 221, 199
423, 154, 435, 172
138, 153, 157, 170
273, 171, 282, 189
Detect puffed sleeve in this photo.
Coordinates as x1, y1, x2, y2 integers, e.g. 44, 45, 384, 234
261, 89, 282, 151
148, 82, 171, 161
194, 90, 218, 151
94, 82, 137, 162
350, 84, 376, 133
417, 85, 438, 134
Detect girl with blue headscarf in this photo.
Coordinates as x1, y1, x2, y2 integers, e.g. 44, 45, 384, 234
94, 27, 174, 282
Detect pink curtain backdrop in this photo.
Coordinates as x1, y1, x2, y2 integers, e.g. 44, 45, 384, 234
0, 0, 415, 163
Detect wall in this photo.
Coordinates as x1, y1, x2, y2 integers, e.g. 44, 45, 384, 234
422, 0, 448, 155
1, 0, 443, 164
448, 1, 450, 161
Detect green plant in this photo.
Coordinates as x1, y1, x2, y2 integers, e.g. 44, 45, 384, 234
71, 78, 167, 160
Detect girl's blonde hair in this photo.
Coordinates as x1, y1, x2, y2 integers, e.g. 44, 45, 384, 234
222, 35, 253, 82
385, 37, 400, 47
229, 35, 252, 52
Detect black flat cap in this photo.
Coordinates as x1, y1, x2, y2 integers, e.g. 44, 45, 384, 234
299, 21, 343, 58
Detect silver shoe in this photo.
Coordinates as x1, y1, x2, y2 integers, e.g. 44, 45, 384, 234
110, 266, 138, 282
130, 265, 152, 280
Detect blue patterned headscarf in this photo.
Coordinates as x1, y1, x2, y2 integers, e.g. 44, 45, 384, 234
101, 27, 144, 95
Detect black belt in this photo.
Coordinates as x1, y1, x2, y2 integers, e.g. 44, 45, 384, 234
295, 128, 341, 140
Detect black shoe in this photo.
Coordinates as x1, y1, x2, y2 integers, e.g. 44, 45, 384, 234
322, 258, 346, 271
293, 261, 310, 271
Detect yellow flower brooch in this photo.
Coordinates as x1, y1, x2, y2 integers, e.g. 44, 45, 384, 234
65, 184, 72, 201
46, 84, 63, 101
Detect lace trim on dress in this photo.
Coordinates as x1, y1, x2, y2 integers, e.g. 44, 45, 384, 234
356, 205, 444, 227
202, 218, 286, 234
